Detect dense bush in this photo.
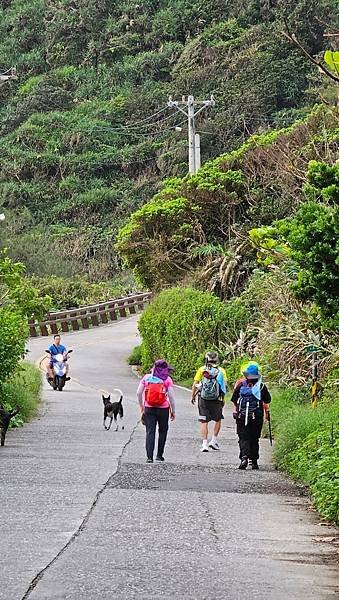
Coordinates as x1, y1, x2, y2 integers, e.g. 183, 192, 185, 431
0, 308, 28, 384
128, 345, 142, 366
0, 252, 50, 386
272, 388, 339, 524
251, 207, 338, 326
279, 202, 339, 320
139, 287, 230, 379
0, 363, 42, 425
28, 272, 138, 310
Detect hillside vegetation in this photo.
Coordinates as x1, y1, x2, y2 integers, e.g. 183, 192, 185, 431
0, 0, 336, 292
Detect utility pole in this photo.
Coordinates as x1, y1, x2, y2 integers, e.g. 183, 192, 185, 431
168, 94, 215, 174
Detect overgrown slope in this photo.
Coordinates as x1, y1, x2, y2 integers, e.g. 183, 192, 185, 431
0, 0, 336, 282
117, 105, 339, 293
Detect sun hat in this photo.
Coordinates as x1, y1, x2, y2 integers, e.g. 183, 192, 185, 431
152, 359, 173, 381
243, 363, 260, 379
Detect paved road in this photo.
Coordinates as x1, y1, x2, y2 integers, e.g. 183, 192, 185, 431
0, 316, 337, 599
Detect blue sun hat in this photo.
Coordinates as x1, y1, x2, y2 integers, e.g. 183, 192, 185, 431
243, 363, 260, 379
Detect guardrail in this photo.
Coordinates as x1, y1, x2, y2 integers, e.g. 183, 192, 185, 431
28, 292, 152, 337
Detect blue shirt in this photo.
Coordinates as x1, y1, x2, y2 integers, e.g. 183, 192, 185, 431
48, 343, 66, 358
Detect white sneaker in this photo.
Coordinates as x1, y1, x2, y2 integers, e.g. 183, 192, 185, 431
200, 443, 209, 452
209, 440, 220, 450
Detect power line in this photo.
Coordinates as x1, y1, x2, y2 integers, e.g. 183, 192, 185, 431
112, 110, 180, 131
113, 106, 168, 129
27, 115, 188, 138
89, 117, 188, 136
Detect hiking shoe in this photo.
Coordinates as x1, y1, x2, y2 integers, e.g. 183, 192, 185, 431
156, 456, 165, 462
238, 457, 248, 470
209, 440, 220, 451
146, 458, 153, 463
252, 460, 259, 470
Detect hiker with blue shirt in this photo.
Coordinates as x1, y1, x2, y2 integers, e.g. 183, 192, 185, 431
46, 334, 70, 382
231, 363, 271, 470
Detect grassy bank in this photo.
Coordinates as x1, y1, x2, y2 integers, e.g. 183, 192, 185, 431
0, 363, 42, 427
271, 388, 339, 524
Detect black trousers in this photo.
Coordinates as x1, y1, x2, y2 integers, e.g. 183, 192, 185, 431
236, 415, 263, 460
144, 407, 170, 460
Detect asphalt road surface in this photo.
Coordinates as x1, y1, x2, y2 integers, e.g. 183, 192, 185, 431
0, 316, 337, 599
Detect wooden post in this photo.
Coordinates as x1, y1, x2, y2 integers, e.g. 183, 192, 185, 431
60, 314, 69, 333
127, 298, 136, 314
311, 351, 319, 408
28, 319, 37, 337
89, 307, 99, 327
70, 316, 80, 331
118, 301, 127, 318
99, 310, 108, 324
40, 322, 49, 336
79, 310, 89, 329
109, 306, 118, 321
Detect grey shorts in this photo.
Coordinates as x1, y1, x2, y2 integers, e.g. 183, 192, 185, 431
198, 397, 224, 423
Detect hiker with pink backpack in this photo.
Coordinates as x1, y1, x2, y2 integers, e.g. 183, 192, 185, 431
137, 359, 176, 463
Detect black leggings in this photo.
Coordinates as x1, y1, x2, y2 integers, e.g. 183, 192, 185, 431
237, 416, 263, 460
144, 407, 170, 460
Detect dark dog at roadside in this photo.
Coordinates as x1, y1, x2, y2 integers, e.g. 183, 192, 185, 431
0, 404, 19, 447
102, 390, 124, 431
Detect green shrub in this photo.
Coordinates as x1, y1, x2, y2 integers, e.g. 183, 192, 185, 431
138, 287, 229, 380
250, 197, 339, 323
0, 363, 42, 426
272, 387, 339, 524
270, 386, 308, 437
0, 308, 28, 384
0, 252, 51, 386
128, 345, 142, 366
288, 426, 339, 524
28, 272, 138, 310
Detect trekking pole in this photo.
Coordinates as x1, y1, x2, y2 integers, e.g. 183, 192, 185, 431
245, 401, 249, 427
267, 411, 273, 446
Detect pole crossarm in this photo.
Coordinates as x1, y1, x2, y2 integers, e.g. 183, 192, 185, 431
0, 67, 17, 83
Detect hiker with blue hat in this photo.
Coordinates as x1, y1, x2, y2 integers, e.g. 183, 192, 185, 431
231, 362, 271, 470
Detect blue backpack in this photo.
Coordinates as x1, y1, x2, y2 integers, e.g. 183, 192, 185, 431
238, 381, 261, 419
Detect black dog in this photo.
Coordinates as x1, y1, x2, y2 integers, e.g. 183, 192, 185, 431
102, 390, 124, 431
0, 404, 19, 447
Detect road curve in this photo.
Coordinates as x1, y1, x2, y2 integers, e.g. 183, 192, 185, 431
0, 316, 337, 600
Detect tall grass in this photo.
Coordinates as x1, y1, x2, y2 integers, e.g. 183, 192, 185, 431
272, 387, 339, 524
0, 363, 42, 426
